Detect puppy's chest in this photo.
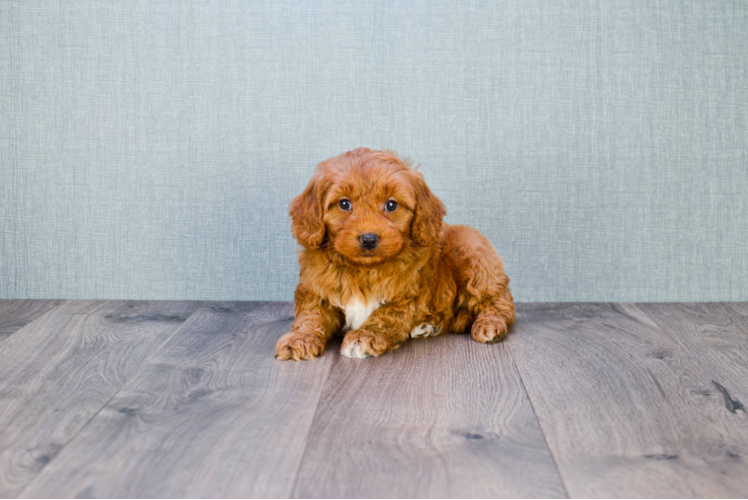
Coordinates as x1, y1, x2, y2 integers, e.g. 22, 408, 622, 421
337, 297, 386, 331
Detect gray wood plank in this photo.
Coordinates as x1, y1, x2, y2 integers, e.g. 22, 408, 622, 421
20, 302, 336, 499
637, 303, 748, 411
508, 303, 748, 498
0, 300, 65, 342
293, 333, 567, 498
0, 300, 200, 498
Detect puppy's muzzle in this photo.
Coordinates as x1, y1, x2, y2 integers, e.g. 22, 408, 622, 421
359, 233, 379, 250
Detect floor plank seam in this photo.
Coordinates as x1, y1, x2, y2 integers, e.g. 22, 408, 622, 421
13, 301, 206, 499
0, 300, 67, 346
286, 350, 339, 499
506, 339, 572, 499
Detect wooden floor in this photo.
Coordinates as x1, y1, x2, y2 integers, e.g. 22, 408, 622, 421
0, 301, 746, 498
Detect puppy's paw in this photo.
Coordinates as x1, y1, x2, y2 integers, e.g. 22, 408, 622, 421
410, 324, 440, 338
471, 316, 508, 344
275, 332, 325, 361
340, 329, 388, 359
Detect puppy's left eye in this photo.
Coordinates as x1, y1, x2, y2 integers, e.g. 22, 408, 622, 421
385, 200, 398, 212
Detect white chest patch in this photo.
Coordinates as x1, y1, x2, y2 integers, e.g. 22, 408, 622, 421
342, 298, 383, 331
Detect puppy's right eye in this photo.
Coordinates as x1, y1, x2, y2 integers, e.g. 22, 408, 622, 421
338, 199, 352, 211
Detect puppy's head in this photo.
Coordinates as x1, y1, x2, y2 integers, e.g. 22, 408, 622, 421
290, 148, 446, 266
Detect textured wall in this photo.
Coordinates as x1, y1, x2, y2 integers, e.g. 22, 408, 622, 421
1, 1, 747, 301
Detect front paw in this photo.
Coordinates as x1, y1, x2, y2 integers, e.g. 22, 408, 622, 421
275, 332, 326, 361
471, 316, 508, 344
340, 329, 391, 359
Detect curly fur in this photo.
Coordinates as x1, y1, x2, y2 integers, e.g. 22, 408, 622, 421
276, 148, 515, 360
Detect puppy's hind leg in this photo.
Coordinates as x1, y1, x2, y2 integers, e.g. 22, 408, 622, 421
442, 224, 515, 343
470, 290, 515, 344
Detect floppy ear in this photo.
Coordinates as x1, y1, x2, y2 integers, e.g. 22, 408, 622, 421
289, 173, 327, 249
408, 170, 446, 246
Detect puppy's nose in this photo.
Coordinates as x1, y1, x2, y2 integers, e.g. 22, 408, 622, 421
359, 233, 379, 250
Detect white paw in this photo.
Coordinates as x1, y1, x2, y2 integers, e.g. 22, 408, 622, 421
340, 339, 373, 358
410, 324, 440, 338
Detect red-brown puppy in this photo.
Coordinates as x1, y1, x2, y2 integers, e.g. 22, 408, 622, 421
276, 148, 514, 360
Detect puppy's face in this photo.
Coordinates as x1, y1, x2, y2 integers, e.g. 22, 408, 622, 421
323, 167, 414, 266
290, 149, 446, 267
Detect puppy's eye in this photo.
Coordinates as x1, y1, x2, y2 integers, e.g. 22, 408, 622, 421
385, 200, 398, 212
338, 199, 352, 211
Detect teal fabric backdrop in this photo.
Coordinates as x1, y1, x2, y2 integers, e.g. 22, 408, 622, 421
1, 1, 747, 301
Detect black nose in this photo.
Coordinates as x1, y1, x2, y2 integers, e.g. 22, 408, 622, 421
359, 233, 379, 250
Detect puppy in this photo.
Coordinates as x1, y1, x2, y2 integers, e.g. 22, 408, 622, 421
276, 148, 514, 360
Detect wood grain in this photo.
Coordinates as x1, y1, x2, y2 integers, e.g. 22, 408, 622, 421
293, 333, 567, 498
20, 302, 336, 499
0, 300, 200, 498
508, 303, 748, 498
0, 300, 64, 342
637, 302, 748, 411
9, 301, 748, 498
